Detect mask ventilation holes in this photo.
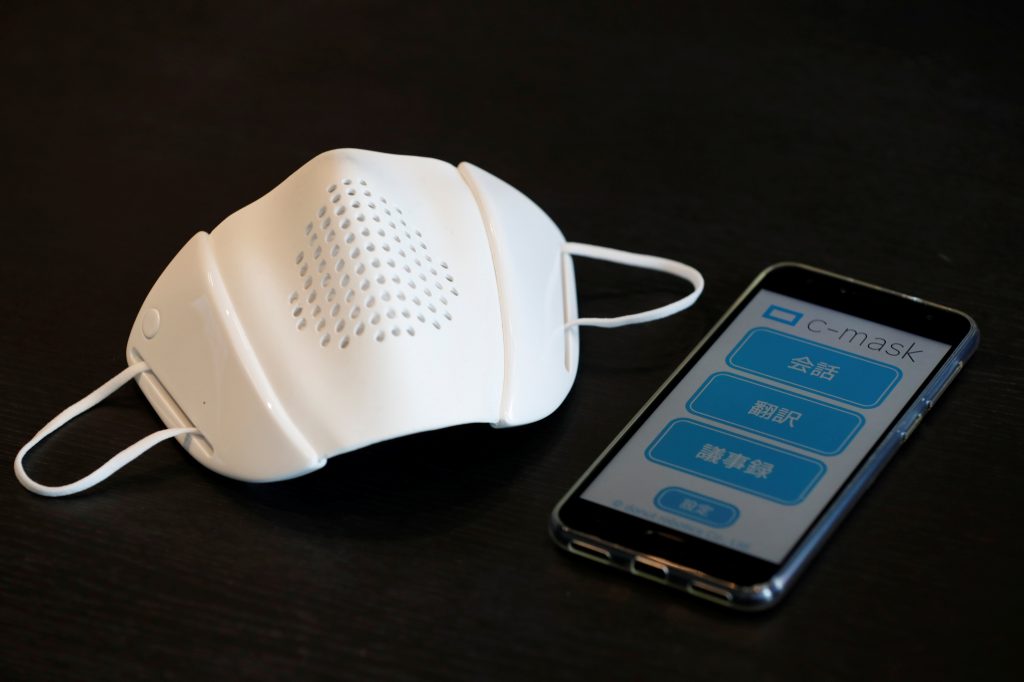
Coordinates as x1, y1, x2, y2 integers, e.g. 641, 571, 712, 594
288, 179, 460, 349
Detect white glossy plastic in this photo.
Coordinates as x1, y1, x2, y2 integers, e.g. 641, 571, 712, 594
112, 148, 699, 484
15, 149, 703, 494
127, 149, 580, 481
459, 161, 579, 426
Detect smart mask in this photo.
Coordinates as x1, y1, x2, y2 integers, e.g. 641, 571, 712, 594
16, 149, 703, 496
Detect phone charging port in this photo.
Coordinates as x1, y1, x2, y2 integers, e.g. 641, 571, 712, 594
631, 557, 669, 582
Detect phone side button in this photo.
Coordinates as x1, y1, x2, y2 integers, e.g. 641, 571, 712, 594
632, 557, 669, 582
900, 414, 922, 442
568, 540, 613, 565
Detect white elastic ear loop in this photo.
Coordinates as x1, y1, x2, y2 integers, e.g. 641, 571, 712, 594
562, 242, 704, 329
14, 362, 198, 497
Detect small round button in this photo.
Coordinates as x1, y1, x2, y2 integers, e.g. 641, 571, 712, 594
142, 308, 161, 339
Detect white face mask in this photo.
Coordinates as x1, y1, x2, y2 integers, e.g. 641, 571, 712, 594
15, 149, 703, 496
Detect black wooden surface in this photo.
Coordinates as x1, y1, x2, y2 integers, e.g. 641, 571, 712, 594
2, 2, 1021, 680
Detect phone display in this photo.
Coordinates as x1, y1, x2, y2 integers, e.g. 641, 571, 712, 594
552, 263, 978, 609
581, 288, 948, 563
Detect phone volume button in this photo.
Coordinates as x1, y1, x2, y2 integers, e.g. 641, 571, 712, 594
900, 414, 922, 442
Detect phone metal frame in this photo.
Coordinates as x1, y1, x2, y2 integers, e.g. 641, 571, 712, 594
550, 262, 979, 610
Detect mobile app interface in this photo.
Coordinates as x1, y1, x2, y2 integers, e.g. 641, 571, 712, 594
581, 290, 951, 563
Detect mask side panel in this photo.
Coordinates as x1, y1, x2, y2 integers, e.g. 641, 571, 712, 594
211, 149, 504, 459
458, 162, 580, 427
127, 233, 323, 481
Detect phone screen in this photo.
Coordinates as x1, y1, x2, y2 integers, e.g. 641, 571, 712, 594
579, 289, 952, 564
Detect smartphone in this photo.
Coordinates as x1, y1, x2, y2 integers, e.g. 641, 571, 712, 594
550, 262, 979, 610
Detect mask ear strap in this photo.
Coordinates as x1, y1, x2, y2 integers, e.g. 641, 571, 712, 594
562, 242, 705, 329
14, 362, 198, 497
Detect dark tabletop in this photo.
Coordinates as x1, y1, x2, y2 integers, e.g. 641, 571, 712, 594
2, 2, 1021, 680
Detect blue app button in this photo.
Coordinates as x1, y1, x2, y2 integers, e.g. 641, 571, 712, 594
645, 419, 826, 505
686, 373, 864, 455
654, 487, 740, 528
727, 327, 902, 408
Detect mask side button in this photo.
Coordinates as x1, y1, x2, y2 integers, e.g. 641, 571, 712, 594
142, 308, 161, 339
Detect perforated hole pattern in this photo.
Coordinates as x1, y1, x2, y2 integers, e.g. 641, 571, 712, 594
288, 179, 459, 350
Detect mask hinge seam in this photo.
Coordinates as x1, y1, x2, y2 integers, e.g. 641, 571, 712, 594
457, 163, 514, 425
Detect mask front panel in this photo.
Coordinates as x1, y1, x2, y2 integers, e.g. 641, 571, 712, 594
129, 150, 506, 480
213, 150, 507, 457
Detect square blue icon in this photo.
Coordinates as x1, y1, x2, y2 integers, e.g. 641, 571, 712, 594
763, 305, 803, 326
